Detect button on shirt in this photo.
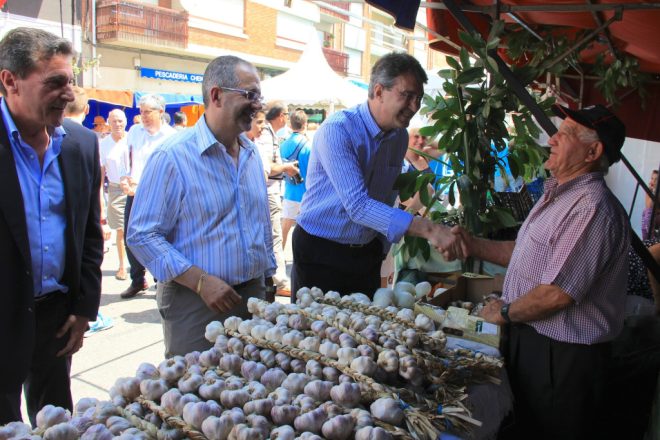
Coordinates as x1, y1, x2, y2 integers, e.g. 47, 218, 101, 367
126, 116, 276, 285
503, 173, 630, 344
297, 102, 413, 245
1, 99, 67, 297
99, 133, 128, 184
125, 123, 176, 184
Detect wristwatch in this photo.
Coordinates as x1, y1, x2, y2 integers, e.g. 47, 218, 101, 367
500, 303, 512, 324
100, 218, 108, 226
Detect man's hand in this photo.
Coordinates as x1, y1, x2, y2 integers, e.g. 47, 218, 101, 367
479, 297, 507, 325
425, 223, 465, 261
56, 315, 89, 357
282, 162, 300, 177
119, 176, 137, 196
439, 225, 472, 261
199, 274, 242, 314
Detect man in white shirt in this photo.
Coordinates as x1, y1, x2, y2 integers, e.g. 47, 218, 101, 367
100, 109, 129, 281
120, 94, 176, 298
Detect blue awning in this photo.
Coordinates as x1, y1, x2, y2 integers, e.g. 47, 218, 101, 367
134, 91, 203, 107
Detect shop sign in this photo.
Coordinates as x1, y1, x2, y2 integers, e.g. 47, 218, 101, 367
140, 67, 203, 83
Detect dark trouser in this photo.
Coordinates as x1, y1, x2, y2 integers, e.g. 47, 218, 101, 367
0, 292, 72, 426
501, 324, 611, 440
291, 226, 383, 301
124, 195, 146, 287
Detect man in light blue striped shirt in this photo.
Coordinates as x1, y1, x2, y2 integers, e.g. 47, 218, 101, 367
127, 56, 275, 357
292, 52, 458, 298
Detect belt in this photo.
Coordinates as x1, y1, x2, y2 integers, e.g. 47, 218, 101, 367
298, 227, 379, 251
233, 278, 258, 290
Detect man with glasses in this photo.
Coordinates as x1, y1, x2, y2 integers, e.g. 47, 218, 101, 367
257, 102, 299, 297
291, 52, 459, 298
119, 94, 176, 299
127, 56, 275, 356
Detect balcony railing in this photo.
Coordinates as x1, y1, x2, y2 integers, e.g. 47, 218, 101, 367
322, 47, 348, 75
96, 0, 188, 49
319, 1, 350, 21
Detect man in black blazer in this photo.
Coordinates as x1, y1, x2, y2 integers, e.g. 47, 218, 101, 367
0, 28, 103, 425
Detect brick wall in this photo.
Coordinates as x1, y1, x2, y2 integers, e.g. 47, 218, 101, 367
188, 2, 300, 64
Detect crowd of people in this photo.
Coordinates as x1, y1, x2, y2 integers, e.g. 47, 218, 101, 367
0, 26, 656, 440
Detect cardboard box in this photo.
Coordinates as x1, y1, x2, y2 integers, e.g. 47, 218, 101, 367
415, 272, 505, 347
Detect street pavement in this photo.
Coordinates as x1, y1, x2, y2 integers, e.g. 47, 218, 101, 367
34, 228, 293, 414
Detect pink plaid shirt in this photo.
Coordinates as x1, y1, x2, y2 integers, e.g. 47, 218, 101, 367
503, 172, 630, 344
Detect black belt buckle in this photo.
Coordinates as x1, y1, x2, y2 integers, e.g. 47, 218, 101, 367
348, 243, 366, 248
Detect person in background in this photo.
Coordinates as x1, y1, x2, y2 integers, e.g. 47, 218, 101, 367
127, 55, 275, 357
100, 109, 129, 281
93, 115, 109, 139
245, 109, 265, 142
173, 111, 188, 131
63, 87, 114, 337
291, 52, 459, 298
642, 169, 660, 240
162, 112, 171, 126
402, 126, 432, 174
119, 94, 176, 299
0, 27, 103, 425
132, 114, 141, 125
280, 109, 312, 250
448, 104, 629, 440
257, 102, 299, 297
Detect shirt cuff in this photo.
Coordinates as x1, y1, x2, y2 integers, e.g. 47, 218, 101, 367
148, 250, 193, 283
387, 209, 414, 243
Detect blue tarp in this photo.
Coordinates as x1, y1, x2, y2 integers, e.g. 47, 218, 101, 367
133, 91, 203, 107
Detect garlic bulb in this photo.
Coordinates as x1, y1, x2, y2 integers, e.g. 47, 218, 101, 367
338, 333, 357, 348
270, 404, 300, 425
183, 401, 223, 431
349, 316, 367, 332
261, 367, 287, 390
241, 343, 261, 361
205, 321, 224, 343
241, 361, 267, 382
43, 422, 78, 440
201, 414, 236, 440
105, 415, 132, 435
310, 321, 328, 338
290, 359, 306, 373
159, 388, 182, 414
370, 397, 404, 426
198, 377, 226, 400
275, 352, 291, 371
336, 347, 359, 366
268, 387, 292, 406
294, 408, 328, 434
396, 308, 415, 321
225, 407, 247, 425
414, 281, 432, 299
270, 425, 295, 440
329, 382, 361, 407
322, 366, 341, 383
372, 288, 394, 308
224, 376, 245, 390
158, 357, 187, 382
246, 414, 271, 437
377, 350, 399, 373
220, 353, 244, 374
214, 335, 230, 353
350, 408, 373, 429
402, 328, 419, 348
275, 314, 289, 326
265, 326, 287, 344
321, 414, 355, 440
178, 372, 203, 394
303, 379, 334, 401
80, 423, 113, 440
227, 338, 245, 355
69, 415, 94, 435
115, 428, 150, 439
324, 290, 341, 301
298, 336, 321, 352
350, 356, 377, 376
360, 327, 379, 343
281, 372, 310, 395
414, 313, 435, 332
250, 324, 271, 340
288, 314, 311, 331
36, 405, 71, 430
220, 388, 251, 409
348, 292, 371, 304
243, 398, 274, 416
109, 377, 140, 403
394, 281, 416, 294
393, 289, 415, 309
185, 351, 201, 367
357, 344, 375, 359
73, 397, 98, 417
319, 341, 340, 359
325, 327, 341, 343
238, 319, 256, 336
259, 349, 276, 368
292, 394, 316, 413
384, 306, 399, 314
334, 311, 350, 328
139, 378, 169, 401
281, 330, 304, 347
305, 360, 323, 379
355, 426, 393, 440
246, 381, 268, 399
0, 422, 32, 439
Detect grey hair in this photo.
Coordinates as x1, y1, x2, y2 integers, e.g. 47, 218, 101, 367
368, 52, 427, 99
0, 27, 74, 95
138, 94, 166, 111
577, 123, 610, 171
202, 55, 253, 106
108, 108, 127, 121
290, 109, 307, 130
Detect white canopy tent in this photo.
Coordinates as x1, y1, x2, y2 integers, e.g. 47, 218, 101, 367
260, 32, 367, 111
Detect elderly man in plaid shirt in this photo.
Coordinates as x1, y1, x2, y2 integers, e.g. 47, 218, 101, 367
447, 104, 629, 440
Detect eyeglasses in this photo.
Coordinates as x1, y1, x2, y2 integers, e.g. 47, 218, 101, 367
392, 88, 423, 107
220, 87, 264, 103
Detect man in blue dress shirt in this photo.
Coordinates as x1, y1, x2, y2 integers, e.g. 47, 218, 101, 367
0, 28, 103, 424
292, 52, 459, 298
127, 56, 276, 357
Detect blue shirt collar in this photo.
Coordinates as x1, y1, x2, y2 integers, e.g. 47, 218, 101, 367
194, 114, 256, 155
357, 101, 400, 142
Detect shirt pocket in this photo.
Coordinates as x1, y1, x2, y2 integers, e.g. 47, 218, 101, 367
515, 226, 551, 283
